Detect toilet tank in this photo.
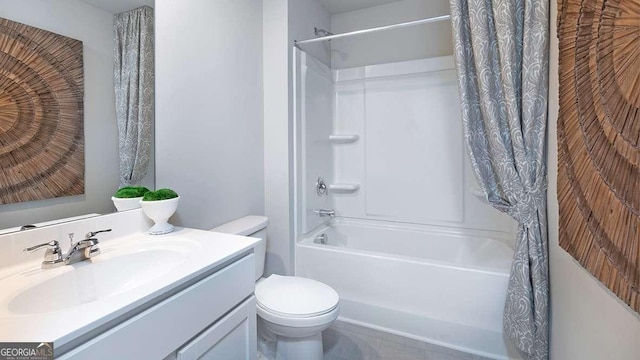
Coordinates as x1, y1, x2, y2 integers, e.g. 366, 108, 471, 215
210, 216, 268, 281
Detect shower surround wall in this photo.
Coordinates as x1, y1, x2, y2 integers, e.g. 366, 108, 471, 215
297, 52, 517, 235
296, 53, 335, 234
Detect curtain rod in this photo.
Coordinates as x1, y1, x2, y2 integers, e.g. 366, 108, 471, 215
294, 15, 451, 45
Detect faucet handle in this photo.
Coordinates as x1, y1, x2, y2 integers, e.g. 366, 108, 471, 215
24, 240, 60, 253
24, 240, 64, 268
85, 228, 112, 239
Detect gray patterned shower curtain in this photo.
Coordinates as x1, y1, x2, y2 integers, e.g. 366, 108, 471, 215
448, 0, 550, 358
114, 6, 154, 187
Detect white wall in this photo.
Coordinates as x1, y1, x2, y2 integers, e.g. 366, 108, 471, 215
155, 0, 264, 230
263, 0, 330, 276
0, 0, 120, 229
263, 0, 291, 276
548, 0, 640, 358
330, 0, 452, 69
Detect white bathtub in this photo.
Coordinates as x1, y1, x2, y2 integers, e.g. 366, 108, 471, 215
295, 218, 522, 359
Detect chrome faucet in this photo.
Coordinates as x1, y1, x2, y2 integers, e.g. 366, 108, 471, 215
24, 229, 111, 269
313, 209, 335, 217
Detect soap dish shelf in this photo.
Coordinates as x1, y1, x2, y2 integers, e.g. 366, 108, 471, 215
329, 134, 359, 144
328, 184, 360, 193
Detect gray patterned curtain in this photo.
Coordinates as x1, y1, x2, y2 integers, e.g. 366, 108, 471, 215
114, 6, 154, 187
448, 0, 549, 358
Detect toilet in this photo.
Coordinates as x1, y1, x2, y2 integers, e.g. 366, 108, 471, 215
211, 216, 339, 360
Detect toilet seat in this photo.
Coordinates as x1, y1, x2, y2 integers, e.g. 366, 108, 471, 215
257, 302, 340, 328
255, 275, 339, 327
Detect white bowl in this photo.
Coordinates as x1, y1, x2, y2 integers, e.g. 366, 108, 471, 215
111, 196, 144, 211
140, 196, 180, 235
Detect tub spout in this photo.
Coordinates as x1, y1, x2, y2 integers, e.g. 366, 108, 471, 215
313, 209, 335, 217
315, 233, 328, 244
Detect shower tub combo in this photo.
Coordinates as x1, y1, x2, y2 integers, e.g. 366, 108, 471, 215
296, 218, 520, 359
294, 28, 520, 359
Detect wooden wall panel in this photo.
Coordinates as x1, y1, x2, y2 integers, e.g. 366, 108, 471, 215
557, 0, 639, 313
0, 18, 84, 204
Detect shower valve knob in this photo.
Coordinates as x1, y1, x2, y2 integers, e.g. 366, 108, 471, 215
316, 177, 328, 197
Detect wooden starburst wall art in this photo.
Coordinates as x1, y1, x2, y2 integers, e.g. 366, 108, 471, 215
557, 0, 639, 312
0, 18, 84, 204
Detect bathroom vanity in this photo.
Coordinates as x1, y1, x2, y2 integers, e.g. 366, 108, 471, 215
0, 210, 260, 360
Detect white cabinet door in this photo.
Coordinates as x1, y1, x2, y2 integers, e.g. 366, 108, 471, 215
177, 296, 256, 360
58, 254, 254, 360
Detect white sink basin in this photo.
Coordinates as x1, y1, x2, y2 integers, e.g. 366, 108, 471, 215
2, 237, 198, 315
0, 226, 260, 348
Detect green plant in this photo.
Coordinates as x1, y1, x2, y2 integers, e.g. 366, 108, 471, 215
142, 188, 179, 201
114, 186, 150, 198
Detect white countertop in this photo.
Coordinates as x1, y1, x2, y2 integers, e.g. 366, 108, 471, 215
0, 227, 260, 350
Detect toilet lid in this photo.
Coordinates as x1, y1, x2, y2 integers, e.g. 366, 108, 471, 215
255, 275, 339, 318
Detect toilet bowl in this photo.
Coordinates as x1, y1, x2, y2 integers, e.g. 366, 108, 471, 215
211, 216, 339, 360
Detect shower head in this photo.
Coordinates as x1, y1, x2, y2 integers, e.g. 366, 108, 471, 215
314, 27, 334, 39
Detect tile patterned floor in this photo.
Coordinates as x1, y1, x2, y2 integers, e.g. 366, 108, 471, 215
322, 320, 493, 360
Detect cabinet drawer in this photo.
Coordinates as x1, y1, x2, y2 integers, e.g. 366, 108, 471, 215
59, 253, 254, 360
177, 296, 256, 360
